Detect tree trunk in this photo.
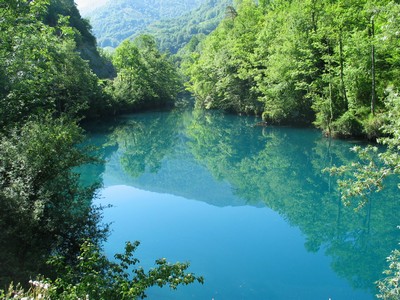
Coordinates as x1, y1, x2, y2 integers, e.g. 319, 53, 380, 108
339, 29, 348, 110
371, 18, 376, 115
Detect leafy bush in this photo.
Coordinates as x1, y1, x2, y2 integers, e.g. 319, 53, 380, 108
0, 116, 106, 285
377, 244, 400, 300
109, 35, 181, 112
362, 113, 385, 141
331, 110, 363, 138
0, 240, 203, 300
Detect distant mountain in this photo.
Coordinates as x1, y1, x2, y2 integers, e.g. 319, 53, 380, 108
138, 0, 233, 54
85, 0, 206, 48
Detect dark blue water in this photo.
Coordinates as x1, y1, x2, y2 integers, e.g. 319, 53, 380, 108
81, 109, 400, 300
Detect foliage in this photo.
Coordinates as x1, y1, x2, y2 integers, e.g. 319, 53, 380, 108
328, 88, 400, 208
0, 280, 53, 300
0, 240, 203, 299
140, 0, 232, 54
182, 0, 400, 134
0, 0, 103, 128
107, 35, 181, 112
0, 117, 94, 225
51, 240, 203, 299
377, 242, 400, 300
328, 87, 400, 298
0, 0, 202, 297
0, 116, 107, 286
183, 0, 264, 114
44, 0, 115, 78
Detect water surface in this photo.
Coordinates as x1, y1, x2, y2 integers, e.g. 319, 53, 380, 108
82, 109, 400, 300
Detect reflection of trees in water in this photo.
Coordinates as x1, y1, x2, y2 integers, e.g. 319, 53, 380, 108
0, 199, 107, 287
0, 120, 109, 288
187, 109, 264, 181
107, 110, 186, 178
186, 110, 400, 293
81, 109, 399, 294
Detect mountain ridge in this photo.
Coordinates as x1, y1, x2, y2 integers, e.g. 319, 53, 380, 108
137, 0, 233, 54
85, 0, 206, 48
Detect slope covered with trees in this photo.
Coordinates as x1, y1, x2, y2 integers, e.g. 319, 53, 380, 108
183, 0, 400, 138
46, 0, 115, 78
85, 0, 206, 48
0, 0, 102, 128
139, 0, 232, 54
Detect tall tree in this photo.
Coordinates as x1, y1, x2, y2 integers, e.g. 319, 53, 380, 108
184, 0, 263, 114
0, 0, 101, 129
110, 35, 181, 112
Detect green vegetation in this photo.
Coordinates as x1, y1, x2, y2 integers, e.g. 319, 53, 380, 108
0, 0, 199, 297
183, 0, 400, 138
377, 246, 400, 299
328, 88, 400, 299
45, 0, 115, 78
107, 35, 181, 113
140, 0, 232, 54
0, 0, 100, 128
1, 0, 400, 297
0, 240, 202, 300
0, 116, 107, 287
85, 0, 205, 48
84, 0, 234, 54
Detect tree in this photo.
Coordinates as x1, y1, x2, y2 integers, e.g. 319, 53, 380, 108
255, 0, 320, 123
1, 240, 203, 300
0, 116, 106, 285
0, 0, 101, 129
184, 0, 263, 114
110, 35, 181, 112
182, 0, 400, 137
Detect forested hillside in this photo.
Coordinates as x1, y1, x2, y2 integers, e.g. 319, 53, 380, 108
85, 0, 206, 48
183, 0, 400, 138
139, 0, 232, 54
46, 0, 115, 78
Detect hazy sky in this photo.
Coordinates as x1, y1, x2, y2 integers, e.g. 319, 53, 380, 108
75, 0, 108, 13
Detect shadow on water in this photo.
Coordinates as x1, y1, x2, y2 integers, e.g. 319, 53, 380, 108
0, 176, 107, 289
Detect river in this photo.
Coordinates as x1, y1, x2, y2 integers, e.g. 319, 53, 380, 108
80, 108, 400, 300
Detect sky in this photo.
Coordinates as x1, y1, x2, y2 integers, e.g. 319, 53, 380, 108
74, 0, 108, 14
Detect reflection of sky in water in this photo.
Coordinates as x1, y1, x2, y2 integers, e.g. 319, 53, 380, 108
96, 185, 372, 300
101, 144, 248, 207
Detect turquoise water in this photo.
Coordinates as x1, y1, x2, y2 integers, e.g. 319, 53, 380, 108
82, 109, 400, 300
